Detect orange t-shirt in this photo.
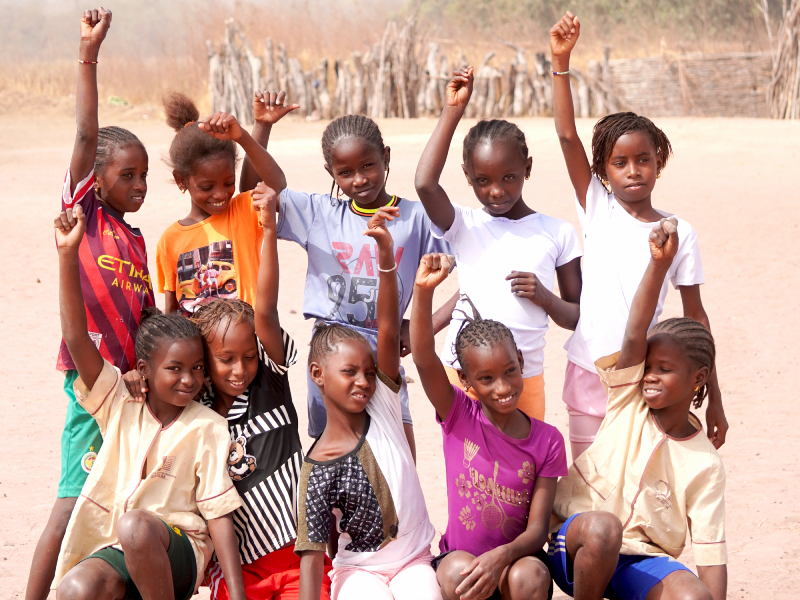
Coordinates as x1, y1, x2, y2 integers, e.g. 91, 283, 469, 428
156, 191, 263, 314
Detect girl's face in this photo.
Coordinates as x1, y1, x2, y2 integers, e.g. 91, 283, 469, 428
458, 339, 525, 415
138, 338, 206, 409
97, 144, 148, 215
310, 338, 376, 413
643, 333, 709, 411
204, 319, 259, 399
462, 140, 532, 217
178, 155, 237, 218
326, 137, 390, 207
603, 131, 662, 204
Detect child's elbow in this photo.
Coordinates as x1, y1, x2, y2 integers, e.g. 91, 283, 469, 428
414, 174, 437, 197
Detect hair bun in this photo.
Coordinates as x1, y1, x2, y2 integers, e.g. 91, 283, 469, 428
163, 92, 201, 132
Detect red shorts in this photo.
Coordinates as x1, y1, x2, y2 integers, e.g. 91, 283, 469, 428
204, 545, 332, 600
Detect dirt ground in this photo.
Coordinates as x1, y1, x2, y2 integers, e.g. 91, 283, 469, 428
0, 104, 797, 599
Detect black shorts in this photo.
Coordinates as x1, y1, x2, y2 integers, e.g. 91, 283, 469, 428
80, 520, 196, 600
431, 548, 553, 600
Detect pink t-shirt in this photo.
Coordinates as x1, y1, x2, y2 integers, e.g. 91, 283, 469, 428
438, 386, 567, 556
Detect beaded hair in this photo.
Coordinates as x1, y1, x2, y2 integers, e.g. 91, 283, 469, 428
453, 295, 519, 371
190, 299, 255, 342
135, 307, 202, 363
591, 112, 672, 182
320, 115, 386, 202
308, 321, 370, 366
462, 119, 529, 165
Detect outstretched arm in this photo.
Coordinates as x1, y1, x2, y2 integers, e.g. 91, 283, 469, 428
56, 205, 104, 390
364, 207, 401, 381
410, 254, 456, 421
240, 90, 299, 193
198, 111, 287, 193
207, 515, 246, 600
252, 182, 285, 364
414, 67, 474, 233
617, 218, 679, 370
550, 11, 593, 208
69, 7, 112, 192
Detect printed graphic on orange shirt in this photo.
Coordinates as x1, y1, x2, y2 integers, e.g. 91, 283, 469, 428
150, 456, 177, 480
650, 480, 673, 509
176, 240, 238, 314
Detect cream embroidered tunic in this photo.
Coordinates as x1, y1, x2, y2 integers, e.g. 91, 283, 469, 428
552, 353, 727, 566
53, 361, 242, 590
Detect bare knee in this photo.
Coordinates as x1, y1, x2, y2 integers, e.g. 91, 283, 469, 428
578, 511, 623, 555
56, 571, 95, 600
436, 551, 475, 600
116, 510, 161, 553
506, 556, 551, 600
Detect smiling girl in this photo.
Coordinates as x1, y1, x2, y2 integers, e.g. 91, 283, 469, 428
550, 11, 728, 458
155, 92, 285, 315
414, 68, 583, 422
236, 96, 452, 451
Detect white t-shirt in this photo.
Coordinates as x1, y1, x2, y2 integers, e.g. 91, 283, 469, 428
433, 204, 583, 377
565, 176, 705, 371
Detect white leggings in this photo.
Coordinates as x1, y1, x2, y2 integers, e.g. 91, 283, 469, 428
331, 550, 442, 600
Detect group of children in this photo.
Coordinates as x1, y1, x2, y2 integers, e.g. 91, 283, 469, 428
27, 7, 730, 600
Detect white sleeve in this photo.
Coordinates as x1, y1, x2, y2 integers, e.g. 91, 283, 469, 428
431, 203, 467, 243
578, 175, 609, 231
62, 168, 95, 209
367, 371, 403, 431
671, 221, 705, 288
556, 220, 584, 267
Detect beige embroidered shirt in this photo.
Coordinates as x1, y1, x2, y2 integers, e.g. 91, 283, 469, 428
53, 360, 242, 590
552, 353, 727, 566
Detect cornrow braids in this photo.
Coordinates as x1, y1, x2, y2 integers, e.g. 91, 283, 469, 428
591, 112, 673, 182
321, 115, 386, 202
191, 299, 255, 342
462, 119, 528, 165
453, 295, 518, 371
649, 317, 716, 408
95, 126, 146, 178
308, 321, 370, 366
163, 91, 237, 178
135, 306, 202, 363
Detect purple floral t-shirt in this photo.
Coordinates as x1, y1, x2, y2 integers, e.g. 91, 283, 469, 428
438, 386, 568, 556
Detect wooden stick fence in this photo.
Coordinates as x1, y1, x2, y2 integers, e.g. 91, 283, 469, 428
207, 14, 794, 122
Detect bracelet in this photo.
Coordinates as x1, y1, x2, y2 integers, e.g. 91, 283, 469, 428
377, 264, 397, 273
552, 69, 570, 75
78, 60, 99, 64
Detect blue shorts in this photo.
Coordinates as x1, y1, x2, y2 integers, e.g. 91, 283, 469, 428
548, 513, 693, 600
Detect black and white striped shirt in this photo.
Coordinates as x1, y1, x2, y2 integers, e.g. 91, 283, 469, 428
201, 330, 302, 564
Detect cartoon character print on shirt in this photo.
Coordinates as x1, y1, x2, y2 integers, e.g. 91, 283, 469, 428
176, 240, 238, 314
456, 439, 532, 540
325, 241, 405, 329
228, 436, 257, 482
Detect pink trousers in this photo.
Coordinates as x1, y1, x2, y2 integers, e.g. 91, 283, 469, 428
330, 549, 442, 600
562, 361, 609, 460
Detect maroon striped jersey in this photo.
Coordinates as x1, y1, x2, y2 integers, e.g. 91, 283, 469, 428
57, 170, 155, 372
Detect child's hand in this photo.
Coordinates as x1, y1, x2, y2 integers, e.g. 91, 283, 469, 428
455, 547, 508, 600
80, 7, 112, 50
362, 206, 398, 252
54, 205, 86, 252
252, 181, 279, 227
198, 112, 244, 141
122, 370, 147, 403
415, 253, 454, 290
254, 90, 300, 125
549, 11, 580, 59
506, 270, 552, 308
648, 217, 679, 263
446, 67, 474, 110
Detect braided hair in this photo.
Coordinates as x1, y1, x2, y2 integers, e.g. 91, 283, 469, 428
95, 126, 146, 178
308, 321, 370, 366
135, 307, 202, 363
191, 299, 255, 342
462, 119, 528, 165
320, 115, 386, 201
453, 295, 518, 371
591, 112, 672, 182
163, 92, 238, 177
649, 317, 715, 408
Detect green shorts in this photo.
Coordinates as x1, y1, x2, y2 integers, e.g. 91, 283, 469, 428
82, 520, 197, 600
57, 370, 103, 498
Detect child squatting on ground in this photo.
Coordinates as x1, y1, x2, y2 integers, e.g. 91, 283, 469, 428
547, 217, 727, 600
294, 207, 441, 600
414, 66, 583, 423
25, 9, 156, 600
409, 253, 568, 600
52, 203, 247, 600
549, 10, 728, 459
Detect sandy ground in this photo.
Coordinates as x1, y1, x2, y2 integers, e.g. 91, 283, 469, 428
0, 105, 798, 599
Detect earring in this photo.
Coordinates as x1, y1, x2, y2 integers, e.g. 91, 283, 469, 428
656, 171, 662, 179
525, 175, 530, 180
384, 165, 390, 186
601, 178, 609, 187
94, 185, 101, 197
694, 386, 699, 392
181, 188, 186, 194
467, 180, 472, 187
